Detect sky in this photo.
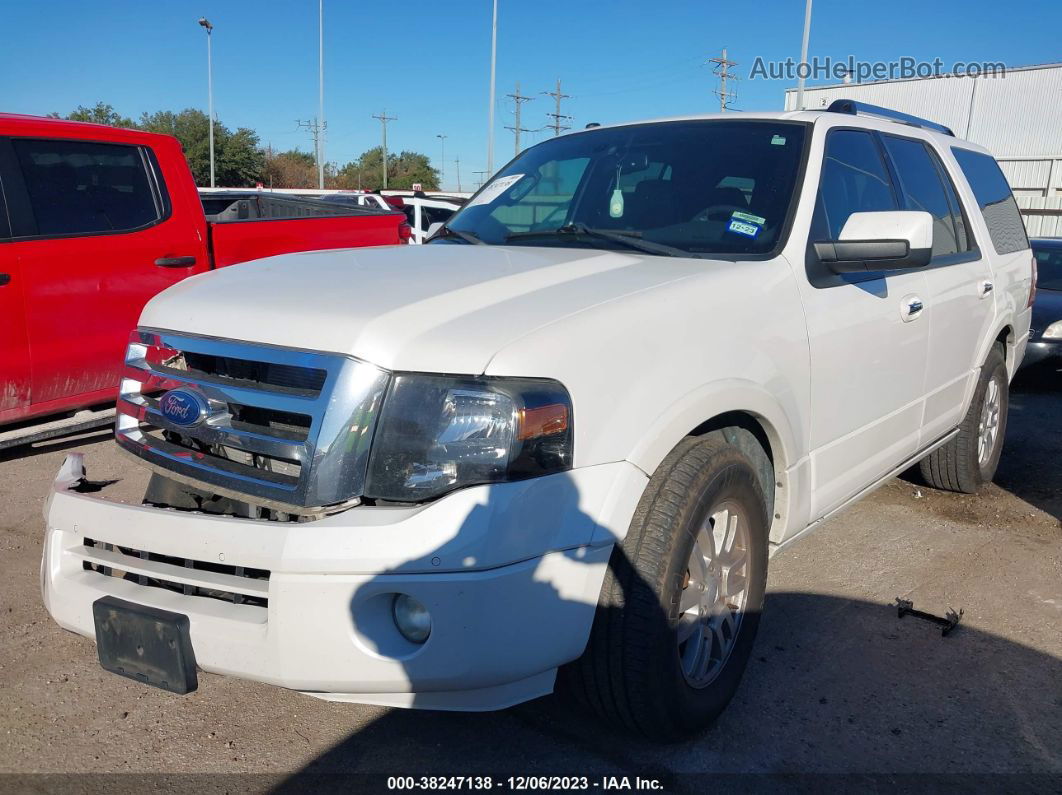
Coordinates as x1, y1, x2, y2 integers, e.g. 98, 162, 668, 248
3, 0, 1060, 190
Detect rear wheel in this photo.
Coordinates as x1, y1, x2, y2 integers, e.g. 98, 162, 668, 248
919, 344, 1009, 493
563, 433, 769, 740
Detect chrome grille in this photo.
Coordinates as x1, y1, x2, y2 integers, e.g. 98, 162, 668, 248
116, 330, 390, 515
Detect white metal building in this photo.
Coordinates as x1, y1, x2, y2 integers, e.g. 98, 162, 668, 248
783, 63, 1062, 235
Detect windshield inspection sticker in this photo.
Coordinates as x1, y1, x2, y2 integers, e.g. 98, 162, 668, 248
771, 134, 787, 145
467, 173, 525, 207
727, 219, 760, 238
730, 210, 766, 226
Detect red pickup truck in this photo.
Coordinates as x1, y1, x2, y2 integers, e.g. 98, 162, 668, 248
0, 114, 409, 447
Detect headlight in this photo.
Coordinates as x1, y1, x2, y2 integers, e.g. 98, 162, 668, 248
1044, 320, 1062, 340
364, 374, 572, 502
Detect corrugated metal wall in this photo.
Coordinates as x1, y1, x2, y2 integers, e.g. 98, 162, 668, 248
783, 64, 1062, 233
784, 64, 1062, 158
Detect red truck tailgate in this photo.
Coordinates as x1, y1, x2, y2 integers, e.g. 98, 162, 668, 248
209, 214, 403, 269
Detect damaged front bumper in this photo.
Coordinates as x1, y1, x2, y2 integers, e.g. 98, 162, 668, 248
40, 454, 646, 710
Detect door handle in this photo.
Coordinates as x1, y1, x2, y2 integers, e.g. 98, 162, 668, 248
0, 273, 9, 287
154, 256, 197, 268
901, 295, 925, 322
979, 279, 994, 298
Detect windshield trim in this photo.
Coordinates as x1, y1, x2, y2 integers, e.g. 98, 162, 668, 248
446, 118, 815, 263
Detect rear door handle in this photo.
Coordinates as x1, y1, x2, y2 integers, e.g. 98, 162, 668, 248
155, 256, 197, 268
979, 279, 994, 298
0, 273, 9, 287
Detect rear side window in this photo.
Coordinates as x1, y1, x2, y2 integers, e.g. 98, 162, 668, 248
816, 130, 897, 239
882, 136, 970, 257
951, 148, 1028, 255
12, 139, 164, 237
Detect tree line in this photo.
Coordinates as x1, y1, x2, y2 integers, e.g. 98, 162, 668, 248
49, 102, 439, 191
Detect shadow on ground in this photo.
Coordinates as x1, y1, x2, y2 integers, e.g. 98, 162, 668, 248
996, 365, 1062, 521
275, 591, 1061, 787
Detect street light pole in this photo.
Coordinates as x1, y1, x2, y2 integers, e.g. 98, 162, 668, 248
436, 134, 447, 191
317, 0, 325, 189
487, 0, 497, 176
198, 17, 215, 187
795, 0, 813, 110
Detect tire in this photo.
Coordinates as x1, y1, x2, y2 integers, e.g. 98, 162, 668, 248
919, 343, 1009, 494
562, 432, 769, 740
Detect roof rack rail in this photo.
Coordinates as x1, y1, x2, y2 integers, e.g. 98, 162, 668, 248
826, 99, 955, 137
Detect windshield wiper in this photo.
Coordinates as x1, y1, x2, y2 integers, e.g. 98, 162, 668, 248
437, 226, 486, 245
505, 223, 707, 259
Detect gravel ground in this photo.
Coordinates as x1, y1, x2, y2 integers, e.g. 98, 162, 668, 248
0, 370, 1059, 791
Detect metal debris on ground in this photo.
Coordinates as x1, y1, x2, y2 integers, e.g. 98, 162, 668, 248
894, 598, 963, 636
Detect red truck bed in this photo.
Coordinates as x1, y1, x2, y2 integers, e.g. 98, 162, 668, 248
0, 114, 408, 436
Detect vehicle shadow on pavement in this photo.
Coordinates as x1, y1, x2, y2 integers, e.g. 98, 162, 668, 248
898, 367, 1062, 522
275, 589, 1062, 787
276, 571, 1062, 786
994, 367, 1062, 521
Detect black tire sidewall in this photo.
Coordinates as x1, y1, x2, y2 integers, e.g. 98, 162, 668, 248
644, 452, 769, 735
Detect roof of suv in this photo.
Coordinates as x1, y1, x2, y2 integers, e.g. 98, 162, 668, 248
566, 108, 991, 155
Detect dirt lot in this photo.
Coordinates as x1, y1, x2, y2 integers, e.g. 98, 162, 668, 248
1, 370, 1059, 790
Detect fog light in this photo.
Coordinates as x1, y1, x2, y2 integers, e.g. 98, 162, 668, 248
392, 594, 431, 643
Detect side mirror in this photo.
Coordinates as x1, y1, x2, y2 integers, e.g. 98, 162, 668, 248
814, 210, 933, 273
426, 222, 444, 240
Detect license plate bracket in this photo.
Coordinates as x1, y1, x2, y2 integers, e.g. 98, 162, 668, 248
92, 596, 198, 694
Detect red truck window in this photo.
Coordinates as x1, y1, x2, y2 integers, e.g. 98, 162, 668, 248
11, 139, 167, 237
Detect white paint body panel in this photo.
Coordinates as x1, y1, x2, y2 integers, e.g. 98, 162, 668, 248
44, 109, 1032, 709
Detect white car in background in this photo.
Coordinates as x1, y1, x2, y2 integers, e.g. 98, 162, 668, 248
42, 101, 1033, 739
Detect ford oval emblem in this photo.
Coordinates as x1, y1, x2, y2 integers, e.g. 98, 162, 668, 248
158, 388, 209, 428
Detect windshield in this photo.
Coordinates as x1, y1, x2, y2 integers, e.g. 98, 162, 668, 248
441, 120, 807, 257
1034, 244, 1062, 290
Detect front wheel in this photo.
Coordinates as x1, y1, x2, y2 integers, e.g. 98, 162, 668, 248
562, 433, 769, 740
919, 344, 1009, 493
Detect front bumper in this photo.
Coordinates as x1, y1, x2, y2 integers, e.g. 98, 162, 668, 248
41, 455, 647, 710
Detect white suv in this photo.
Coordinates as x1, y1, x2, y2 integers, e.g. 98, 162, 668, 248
42, 102, 1034, 739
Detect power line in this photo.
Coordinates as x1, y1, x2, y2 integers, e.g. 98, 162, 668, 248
708, 48, 739, 112
371, 110, 397, 190
472, 171, 489, 190
543, 78, 572, 136
295, 118, 327, 180
505, 82, 535, 156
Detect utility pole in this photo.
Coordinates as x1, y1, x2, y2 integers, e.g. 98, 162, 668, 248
436, 134, 447, 190
795, 0, 813, 109
505, 82, 535, 156
296, 118, 327, 181
372, 110, 396, 189
487, 0, 498, 175
708, 48, 739, 112
317, 0, 325, 188
543, 79, 572, 136
197, 18, 215, 187
454, 156, 462, 192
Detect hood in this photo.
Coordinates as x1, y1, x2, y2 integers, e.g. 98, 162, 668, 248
140, 244, 704, 373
